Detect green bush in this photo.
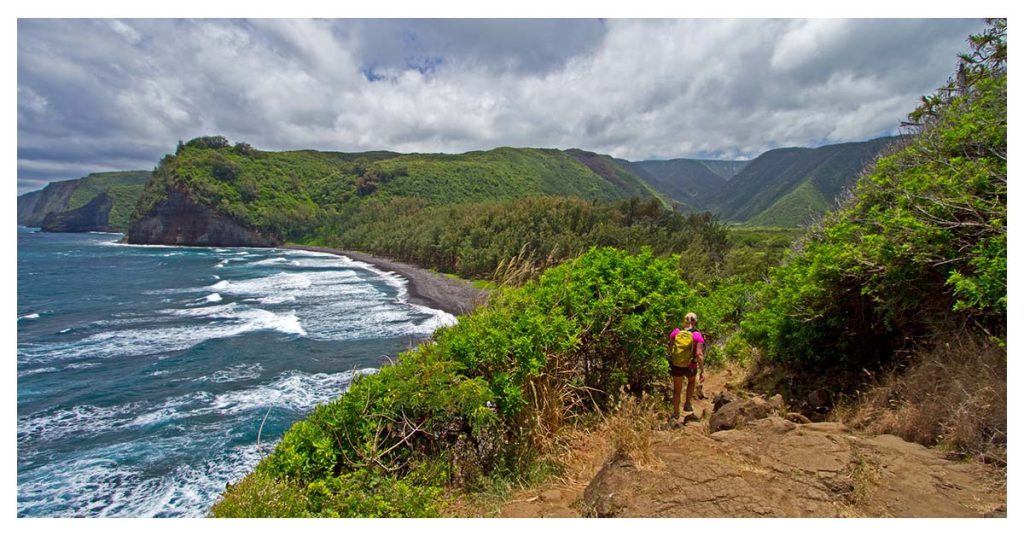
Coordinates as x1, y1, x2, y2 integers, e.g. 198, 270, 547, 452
741, 21, 1006, 367
324, 196, 729, 282
213, 247, 695, 517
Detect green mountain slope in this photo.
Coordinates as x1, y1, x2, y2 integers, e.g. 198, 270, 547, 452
128, 138, 665, 245
18, 170, 151, 231
706, 137, 897, 225
624, 157, 748, 207
746, 179, 830, 227
700, 160, 749, 181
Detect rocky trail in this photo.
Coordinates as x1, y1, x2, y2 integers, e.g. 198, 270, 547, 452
487, 369, 1007, 518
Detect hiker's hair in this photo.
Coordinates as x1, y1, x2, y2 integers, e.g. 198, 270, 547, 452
684, 312, 698, 325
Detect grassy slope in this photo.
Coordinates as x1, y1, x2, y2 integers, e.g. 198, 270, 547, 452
67, 171, 152, 231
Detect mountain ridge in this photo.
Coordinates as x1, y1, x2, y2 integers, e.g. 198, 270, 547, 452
124, 138, 668, 247
627, 136, 898, 226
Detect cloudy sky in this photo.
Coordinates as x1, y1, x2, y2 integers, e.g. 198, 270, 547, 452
17, 18, 984, 194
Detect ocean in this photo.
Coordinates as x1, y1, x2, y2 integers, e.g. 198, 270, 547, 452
16, 227, 456, 517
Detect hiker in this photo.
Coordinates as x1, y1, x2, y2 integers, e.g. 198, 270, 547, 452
668, 312, 705, 419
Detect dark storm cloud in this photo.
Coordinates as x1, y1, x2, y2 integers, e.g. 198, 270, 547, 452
17, 18, 985, 194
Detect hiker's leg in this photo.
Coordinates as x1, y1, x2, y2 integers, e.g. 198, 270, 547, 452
671, 375, 683, 418
685, 375, 696, 409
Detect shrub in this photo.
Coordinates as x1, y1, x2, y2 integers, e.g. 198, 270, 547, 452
185, 135, 231, 149
213, 247, 695, 517
741, 21, 1006, 368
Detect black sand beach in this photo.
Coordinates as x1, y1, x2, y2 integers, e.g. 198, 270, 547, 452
283, 245, 490, 316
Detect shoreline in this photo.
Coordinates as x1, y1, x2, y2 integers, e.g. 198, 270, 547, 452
283, 245, 490, 316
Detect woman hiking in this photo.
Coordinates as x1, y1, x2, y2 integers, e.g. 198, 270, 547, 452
668, 312, 705, 420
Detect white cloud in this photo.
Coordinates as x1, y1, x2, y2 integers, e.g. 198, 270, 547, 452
17, 18, 985, 193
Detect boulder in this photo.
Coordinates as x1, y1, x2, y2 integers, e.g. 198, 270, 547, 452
709, 396, 779, 433
713, 390, 740, 412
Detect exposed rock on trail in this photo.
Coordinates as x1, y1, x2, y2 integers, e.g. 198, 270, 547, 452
489, 371, 1006, 518
707, 393, 786, 433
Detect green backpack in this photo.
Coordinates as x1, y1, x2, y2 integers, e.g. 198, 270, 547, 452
670, 328, 698, 368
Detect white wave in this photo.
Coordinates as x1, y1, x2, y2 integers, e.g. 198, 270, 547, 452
250, 257, 297, 266
63, 362, 99, 370
207, 280, 229, 290
209, 368, 376, 415
18, 367, 58, 378
275, 251, 458, 330
162, 303, 236, 317
193, 363, 264, 384
233, 308, 305, 336
203, 293, 223, 303
103, 241, 183, 249
18, 439, 270, 517
281, 249, 338, 258
211, 272, 313, 295
254, 294, 296, 305
18, 402, 143, 444
22, 305, 305, 363
19, 313, 40, 321
409, 303, 459, 330
127, 391, 214, 427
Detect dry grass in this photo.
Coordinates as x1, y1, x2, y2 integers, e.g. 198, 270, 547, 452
598, 393, 662, 470
835, 334, 1006, 466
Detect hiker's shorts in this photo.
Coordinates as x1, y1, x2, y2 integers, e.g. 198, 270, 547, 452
670, 364, 698, 378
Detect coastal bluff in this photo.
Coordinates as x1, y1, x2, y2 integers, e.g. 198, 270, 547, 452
126, 190, 279, 247
41, 192, 114, 233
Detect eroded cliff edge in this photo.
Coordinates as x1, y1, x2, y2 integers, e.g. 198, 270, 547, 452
126, 190, 279, 247
41, 192, 114, 232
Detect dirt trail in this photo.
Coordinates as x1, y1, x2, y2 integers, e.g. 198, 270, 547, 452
492, 369, 1006, 518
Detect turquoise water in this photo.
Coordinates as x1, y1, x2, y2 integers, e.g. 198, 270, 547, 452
16, 227, 455, 517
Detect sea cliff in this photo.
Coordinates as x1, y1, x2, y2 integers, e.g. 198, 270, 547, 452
126, 190, 279, 247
